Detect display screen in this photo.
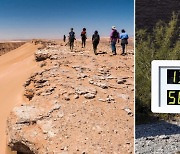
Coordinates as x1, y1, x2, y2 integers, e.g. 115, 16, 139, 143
167, 90, 180, 105
167, 69, 180, 84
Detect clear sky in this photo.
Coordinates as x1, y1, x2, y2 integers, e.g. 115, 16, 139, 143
0, 0, 134, 40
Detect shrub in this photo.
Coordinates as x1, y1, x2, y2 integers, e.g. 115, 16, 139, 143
135, 13, 180, 124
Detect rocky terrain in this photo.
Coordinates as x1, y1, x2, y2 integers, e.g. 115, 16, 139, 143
135, 121, 180, 154
136, 0, 180, 30
0, 42, 26, 56
7, 39, 134, 153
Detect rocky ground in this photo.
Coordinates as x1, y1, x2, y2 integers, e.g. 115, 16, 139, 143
135, 120, 180, 154
7, 39, 134, 154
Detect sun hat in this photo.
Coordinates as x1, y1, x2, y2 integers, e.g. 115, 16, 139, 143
112, 26, 116, 30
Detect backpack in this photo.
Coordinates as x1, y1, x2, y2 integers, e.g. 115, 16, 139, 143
112, 30, 119, 38
93, 34, 99, 42
81, 31, 86, 39
69, 31, 75, 40
121, 39, 128, 45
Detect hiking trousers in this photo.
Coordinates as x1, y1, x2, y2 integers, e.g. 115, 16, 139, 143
121, 43, 126, 54
111, 41, 116, 55
121, 39, 128, 54
70, 40, 74, 50
93, 41, 99, 54
82, 38, 86, 48
69, 41, 74, 50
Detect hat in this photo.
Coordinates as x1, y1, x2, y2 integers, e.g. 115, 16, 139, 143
112, 26, 116, 30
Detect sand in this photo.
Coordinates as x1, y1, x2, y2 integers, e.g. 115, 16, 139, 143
0, 43, 40, 154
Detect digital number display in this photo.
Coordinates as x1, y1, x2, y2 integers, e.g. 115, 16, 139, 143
152, 61, 180, 112
167, 90, 180, 105
167, 69, 180, 84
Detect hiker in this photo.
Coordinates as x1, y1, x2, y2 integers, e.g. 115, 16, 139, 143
69, 28, 76, 51
92, 30, 100, 55
110, 26, 119, 55
120, 29, 129, 55
81, 28, 87, 48
63, 35, 66, 42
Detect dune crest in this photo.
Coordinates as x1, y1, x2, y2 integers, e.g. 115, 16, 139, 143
0, 42, 41, 154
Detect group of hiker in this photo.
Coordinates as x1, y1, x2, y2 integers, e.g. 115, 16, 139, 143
63, 26, 129, 56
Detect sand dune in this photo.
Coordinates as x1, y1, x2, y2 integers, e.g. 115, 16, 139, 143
0, 43, 40, 154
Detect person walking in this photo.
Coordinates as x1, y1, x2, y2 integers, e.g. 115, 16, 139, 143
69, 28, 76, 51
92, 30, 100, 55
63, 35, 66, 42
110, 26, 119, 55
120, 29, 129, 55
81, 28, 87, 48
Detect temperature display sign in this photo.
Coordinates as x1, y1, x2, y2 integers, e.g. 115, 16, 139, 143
152, 60, 180, 113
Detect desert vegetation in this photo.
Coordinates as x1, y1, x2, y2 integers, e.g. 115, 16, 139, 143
135, 13, 180, 123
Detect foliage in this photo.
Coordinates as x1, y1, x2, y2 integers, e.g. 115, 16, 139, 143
136, 13, 180, 124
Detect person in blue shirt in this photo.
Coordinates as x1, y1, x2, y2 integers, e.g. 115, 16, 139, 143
120, 29, 129, 55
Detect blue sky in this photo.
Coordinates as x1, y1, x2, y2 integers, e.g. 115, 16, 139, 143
0, 0, 134, 40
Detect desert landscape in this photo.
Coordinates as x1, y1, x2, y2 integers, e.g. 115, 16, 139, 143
0, 38, 134, 154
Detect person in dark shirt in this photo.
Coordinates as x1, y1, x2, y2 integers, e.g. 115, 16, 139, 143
63, 35, 66, 42
81, 28, 87, 48
92, 30, 100, 55
69, 28, 76, 51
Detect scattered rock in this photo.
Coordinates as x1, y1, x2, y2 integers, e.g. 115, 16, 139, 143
117, 79, 127, 84
35, 50, 50, 61
146, 137, 154, 140
75, 86, 97, 95
97, 83, 108, 89
77, 73, 88, 79
123, 107, 133, 116
74, 94, 79, 99
159, 135, 170, 139
84, 93, 96, 99
98, 98, 106, 102
106, 95, 115, 103
24, 89, 34, 100
118, 94, 130, 100
23, 79, 31, 87
88, 79, 94, 84
64, 95, 70, 101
